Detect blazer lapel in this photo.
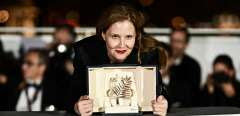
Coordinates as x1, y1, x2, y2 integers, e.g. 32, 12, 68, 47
8, 82, 25, 110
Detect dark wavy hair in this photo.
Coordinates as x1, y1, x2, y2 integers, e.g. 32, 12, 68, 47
96, 3, 145, 64
213, 54, 234, 70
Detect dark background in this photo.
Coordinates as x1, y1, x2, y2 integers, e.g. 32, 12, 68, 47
1, 0, 240, 27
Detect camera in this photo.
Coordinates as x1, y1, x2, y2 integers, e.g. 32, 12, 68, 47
212, 72, 231, 84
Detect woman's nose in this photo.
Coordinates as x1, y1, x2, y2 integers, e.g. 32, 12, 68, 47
119, 38, 125, 47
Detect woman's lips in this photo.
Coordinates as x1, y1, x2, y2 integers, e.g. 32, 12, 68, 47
115, 50, 127, 54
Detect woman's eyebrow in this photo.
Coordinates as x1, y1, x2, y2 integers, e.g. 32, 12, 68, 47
111, 33, 120, 36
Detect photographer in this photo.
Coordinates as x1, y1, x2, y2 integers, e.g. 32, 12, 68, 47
200, 54, 240, 107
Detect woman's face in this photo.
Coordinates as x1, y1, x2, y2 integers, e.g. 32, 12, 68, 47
214, 63, 234, 78
102, 20, 136, 63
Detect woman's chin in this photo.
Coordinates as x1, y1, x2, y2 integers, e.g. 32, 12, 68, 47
115, 56, 127, 63
111, 52, 130, 63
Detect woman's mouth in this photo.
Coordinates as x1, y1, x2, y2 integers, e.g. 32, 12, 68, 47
115, 50, 127, 54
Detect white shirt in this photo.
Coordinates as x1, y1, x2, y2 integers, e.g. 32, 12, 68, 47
173, 57, 183, 66
16, 79, 43, 111
162, 75, 170, 86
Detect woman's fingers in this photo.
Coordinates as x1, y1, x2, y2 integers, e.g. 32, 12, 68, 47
82, 104, 92, 110
80, 95, 90, 101
152, 96, 168, 116
84, 107, 93, 113
157, 96, 168, 106
81, 104, 93, 116
153, 111, 166, 116
83, 111, 93, 116
78, 103, 93, 115
78, 99, 92, 107
157, 95, 164, 102
81, 110, 93, 116
153, 104, 166, 109
75, 96, 94, 116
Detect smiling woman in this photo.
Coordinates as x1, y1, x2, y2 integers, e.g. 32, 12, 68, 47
68, 3, 168, 116
102, 20, 136, 63
96, 3, 145, 64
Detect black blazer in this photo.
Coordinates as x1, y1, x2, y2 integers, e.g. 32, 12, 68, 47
7, 76, 64, 111
167, 54, 201, 108
67, 35, 167, 112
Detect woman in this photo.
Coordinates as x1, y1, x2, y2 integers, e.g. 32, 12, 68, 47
69, 4, 168, 116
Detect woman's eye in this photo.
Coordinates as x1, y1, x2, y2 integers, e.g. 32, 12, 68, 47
126, 35, 133, 39
112, 35, 119, 39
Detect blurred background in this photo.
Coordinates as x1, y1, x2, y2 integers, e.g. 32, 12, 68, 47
1, 0, 240, 111
1, 0, 240, 83
1, 0, 240, 27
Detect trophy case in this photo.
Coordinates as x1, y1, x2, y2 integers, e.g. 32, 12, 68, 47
87, 65, 157, 114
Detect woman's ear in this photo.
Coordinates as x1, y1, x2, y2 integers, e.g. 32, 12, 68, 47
101, 32, 106, 41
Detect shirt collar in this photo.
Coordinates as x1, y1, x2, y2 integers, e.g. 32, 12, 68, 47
26, 78, 43, 85
173, 56, 183, 66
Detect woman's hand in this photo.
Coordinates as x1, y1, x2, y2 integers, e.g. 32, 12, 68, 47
152, 95, 168, 116
222, 82, 236, 98
74, 95, 93, 116
206, 73, 215, 94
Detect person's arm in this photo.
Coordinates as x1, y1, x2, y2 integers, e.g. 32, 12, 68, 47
153, 70, 168, 116
151, 48, 168, 98
156, 69, 168, 99
67, 42, 88, 113
69, 36, 105, 115
149, 49, 169, 115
